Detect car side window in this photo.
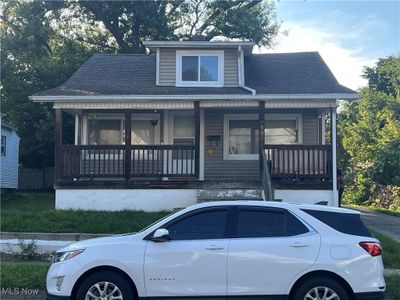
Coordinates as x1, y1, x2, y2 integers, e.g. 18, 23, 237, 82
237, 209, 285, 238
237, 208, 309, 238
166, 209, 228, 241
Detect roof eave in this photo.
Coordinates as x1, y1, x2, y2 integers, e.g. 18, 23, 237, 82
29, 92, 359, 103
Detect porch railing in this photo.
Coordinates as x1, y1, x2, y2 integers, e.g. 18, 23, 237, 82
260, 146, 274, 200
59, 144, 196, 180
262, 145, 332, 181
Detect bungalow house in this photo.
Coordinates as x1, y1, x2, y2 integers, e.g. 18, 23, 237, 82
0, 115, 20, 192
30, 37, 357, 211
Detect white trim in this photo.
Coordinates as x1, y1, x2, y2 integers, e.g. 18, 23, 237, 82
238, 47, 256, 95
175, 50, 224, 87
156, 48, 160, 86
321, 114, 326, 145
30, 93, 359, 102
74, 115, 79, 145
332, 107, 338, 207
223, 114, 259, 161
199, 109, 205, 181
143, 40, 255, 48
82, 115, 88, 144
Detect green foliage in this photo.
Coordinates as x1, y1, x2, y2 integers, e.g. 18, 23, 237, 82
338, 55, 400, 205
369, 185, 400, 211
17, 240, 39, 261
0, 262, 49, 290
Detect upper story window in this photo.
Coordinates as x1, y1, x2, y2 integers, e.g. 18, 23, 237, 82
176, 50, 224, 87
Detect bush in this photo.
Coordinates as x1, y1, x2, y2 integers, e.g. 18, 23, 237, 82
369, 185, 400, 210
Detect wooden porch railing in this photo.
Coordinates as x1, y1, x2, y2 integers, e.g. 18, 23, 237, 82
262, 145, 332, 181
59, 144, 196, 180
260, 146, 274, 201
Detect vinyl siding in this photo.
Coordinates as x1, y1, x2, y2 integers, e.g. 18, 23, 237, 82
158, 48, 239, 87
302, 110, 319, 144
0, 126, 20, 189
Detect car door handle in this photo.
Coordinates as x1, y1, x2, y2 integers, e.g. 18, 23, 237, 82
290, 242, 309, 248
205, 245, 224, 250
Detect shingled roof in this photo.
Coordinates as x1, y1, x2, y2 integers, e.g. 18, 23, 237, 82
33, 52, 355, 97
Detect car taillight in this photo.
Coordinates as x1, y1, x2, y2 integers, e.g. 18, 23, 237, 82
359, 242, 382, 256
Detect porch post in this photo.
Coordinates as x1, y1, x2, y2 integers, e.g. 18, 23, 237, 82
258, 101, 265, 174
124, 110, 132, 181
194, 101, 200, 179
331, 107, 338, 206
55, 109, 62, 181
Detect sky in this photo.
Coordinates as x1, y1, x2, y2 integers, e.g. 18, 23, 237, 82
258, 0, 400, 91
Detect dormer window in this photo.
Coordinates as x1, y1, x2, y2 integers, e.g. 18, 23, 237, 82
176, 50, 224, 87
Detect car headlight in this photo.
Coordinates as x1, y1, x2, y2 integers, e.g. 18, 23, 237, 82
52, 249, 85, 263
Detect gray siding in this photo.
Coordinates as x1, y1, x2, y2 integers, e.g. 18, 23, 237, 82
158, 48, 239, 87
204, 110, 259, 180
302, 110, 319, 144
224, 49, 239, 86
0, 126, 20, 189
159, 48, 176, 86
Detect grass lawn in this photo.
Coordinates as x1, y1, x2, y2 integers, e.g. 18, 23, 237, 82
1, 192, 171, 234
0, 262, 398, 299
372, 231, 400, 269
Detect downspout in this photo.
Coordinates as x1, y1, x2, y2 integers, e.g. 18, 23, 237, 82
238, 46, 256, 95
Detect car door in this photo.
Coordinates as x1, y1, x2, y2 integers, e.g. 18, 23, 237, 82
144, 207, 230, 297
227, 206, 320, 297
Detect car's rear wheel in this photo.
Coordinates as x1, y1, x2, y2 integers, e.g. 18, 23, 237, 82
293, 277, 349, 300
76, 271, 134, 300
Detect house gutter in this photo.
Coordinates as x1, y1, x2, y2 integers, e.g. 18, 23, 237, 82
238, 46, 256, 95
29, 93, 359, 103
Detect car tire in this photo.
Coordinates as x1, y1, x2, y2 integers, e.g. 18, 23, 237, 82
76, 270, 135, 300
293, 277, 349, 300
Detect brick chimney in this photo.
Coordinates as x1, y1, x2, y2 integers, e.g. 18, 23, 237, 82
191, 29, 205, 41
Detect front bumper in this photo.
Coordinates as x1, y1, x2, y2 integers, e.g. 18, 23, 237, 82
355, 291, 385, 300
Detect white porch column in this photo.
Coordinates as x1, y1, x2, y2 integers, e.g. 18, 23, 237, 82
332, 106, 338, 206
199, 108, 205, 181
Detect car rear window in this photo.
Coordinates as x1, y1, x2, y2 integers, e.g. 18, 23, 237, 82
302, 209, 372, 237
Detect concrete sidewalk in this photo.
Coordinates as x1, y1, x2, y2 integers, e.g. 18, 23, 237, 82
349, 207, 400, 242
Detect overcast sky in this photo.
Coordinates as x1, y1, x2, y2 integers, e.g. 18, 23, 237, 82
258, 0, 400, 91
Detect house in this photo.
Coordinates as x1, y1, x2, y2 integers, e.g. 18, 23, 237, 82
0, 115, 20, 192
30, 37, 358, 211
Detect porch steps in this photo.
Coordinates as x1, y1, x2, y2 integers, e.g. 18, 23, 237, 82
197, 189, 264, 203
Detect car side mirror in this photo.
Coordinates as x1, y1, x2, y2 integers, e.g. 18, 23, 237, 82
151, 228, 170, 242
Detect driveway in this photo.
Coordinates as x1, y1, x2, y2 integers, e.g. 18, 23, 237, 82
349, 207, 400, 242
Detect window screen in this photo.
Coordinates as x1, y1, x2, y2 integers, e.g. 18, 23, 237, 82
229, 120, 259, 155
167, 209, 228, 240
88, 119, 122, 145
302, 209, 372, 237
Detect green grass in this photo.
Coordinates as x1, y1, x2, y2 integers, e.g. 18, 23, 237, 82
372, 231, 400, 269
0, 262, 49, 290
1, 192, 171, 234
0, 262, 398, 299
385, 274, 400, 299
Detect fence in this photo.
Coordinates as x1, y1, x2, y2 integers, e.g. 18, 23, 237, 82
18, 167, 54, 190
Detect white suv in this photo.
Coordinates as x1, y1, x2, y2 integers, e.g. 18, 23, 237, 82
46, 201, 385, 300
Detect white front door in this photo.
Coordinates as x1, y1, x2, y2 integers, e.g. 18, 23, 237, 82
227, 207, 320, 296
144, 207, 229, 297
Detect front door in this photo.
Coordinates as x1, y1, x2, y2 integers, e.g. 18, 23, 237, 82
227, 206, 320, 296
144, 207, 229, 297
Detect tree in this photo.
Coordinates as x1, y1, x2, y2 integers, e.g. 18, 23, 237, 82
70, 0, 281, 53
338, 55, 400, 205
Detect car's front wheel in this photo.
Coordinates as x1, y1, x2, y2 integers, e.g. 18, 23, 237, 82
76, 270, 134, 300
293, 277, 349, 300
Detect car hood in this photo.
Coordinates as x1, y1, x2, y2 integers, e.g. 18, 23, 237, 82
58, 233, 137, 252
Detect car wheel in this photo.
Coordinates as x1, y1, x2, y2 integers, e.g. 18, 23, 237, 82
293, 277, 349, 300
76, 271, 134, 300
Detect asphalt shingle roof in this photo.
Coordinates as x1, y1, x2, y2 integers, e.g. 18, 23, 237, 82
33, 52, 356, 97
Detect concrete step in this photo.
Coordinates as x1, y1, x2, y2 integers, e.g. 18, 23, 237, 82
197, 189, 264, 202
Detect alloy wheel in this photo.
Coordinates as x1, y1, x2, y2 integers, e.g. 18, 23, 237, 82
304, 286, 340, 300
85, 281, 123, 300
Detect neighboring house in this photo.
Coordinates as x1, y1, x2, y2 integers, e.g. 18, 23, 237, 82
30, 36, 357, 211
0, 116, 20, 192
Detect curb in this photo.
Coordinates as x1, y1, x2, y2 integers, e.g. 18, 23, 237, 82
0, 232, 111, 241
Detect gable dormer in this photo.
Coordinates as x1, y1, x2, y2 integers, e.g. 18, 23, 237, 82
143, 40, 254, 88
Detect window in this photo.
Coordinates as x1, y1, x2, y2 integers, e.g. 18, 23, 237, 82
302, 209, 372, 237
237, 209, 285, 238
132, 120, 157, 145
88, 119, 123, 145
166, 209, 228, 240
176, 50, 224, 87
265, 120, 297, 144
173, 115, 194, 145
1, 136, 6, 156
236, 208, 309, 238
